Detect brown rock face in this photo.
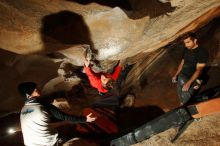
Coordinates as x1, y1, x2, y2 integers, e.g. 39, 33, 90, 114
0, 0, 219, 58
0, 0, 220, 146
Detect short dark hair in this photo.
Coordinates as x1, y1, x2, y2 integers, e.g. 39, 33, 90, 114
18, 82, 36, 98
182, 32, 197, 41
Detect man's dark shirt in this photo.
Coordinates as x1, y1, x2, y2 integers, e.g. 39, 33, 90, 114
181, 47, 208, 78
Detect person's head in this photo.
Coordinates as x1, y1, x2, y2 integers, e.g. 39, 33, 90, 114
101, 74, 114, 90
18, 82, 40, 99
182, 32, 198, 49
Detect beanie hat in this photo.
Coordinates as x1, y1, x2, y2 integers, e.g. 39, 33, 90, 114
18, 82, 37, 98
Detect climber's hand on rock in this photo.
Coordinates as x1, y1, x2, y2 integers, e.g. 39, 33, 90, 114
84, 58, 90, 67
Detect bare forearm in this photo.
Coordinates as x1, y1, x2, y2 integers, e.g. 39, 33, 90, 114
187, 63, 206, 84
175, 60, 184, 76
187, 70, 201, 85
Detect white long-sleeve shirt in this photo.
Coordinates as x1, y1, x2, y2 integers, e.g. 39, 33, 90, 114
20, 102, 58, 146
20, 99, 86, 146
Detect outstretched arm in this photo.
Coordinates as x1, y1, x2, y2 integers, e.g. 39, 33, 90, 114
83, 58, 101, 87
41, 102, 96, 123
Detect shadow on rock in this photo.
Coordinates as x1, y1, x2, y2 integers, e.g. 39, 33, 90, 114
117, 105, 165, 132
41, 10, 96, 53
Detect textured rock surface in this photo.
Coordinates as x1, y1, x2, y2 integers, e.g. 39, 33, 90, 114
0, 0, 220, 146
133, 113, 220, 146
0, 0, 219, 59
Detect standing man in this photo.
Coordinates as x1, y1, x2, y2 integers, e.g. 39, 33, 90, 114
172, 32, 208, 105
18, 82, 96, 146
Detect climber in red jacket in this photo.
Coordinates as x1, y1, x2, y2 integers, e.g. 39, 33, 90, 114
84, 58, 123, 94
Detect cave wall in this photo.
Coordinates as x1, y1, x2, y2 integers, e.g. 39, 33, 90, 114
0, 0, 219, 116
0, 1, 220, 146
0, 0, 219, 59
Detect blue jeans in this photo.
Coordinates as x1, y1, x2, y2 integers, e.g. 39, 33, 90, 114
177, 74, 197, 105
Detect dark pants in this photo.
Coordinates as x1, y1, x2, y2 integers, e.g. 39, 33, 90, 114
177, 74, 197, 105
92, 95, 120, 108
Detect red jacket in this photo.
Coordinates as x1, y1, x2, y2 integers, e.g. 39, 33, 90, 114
84, 66, 122, 93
